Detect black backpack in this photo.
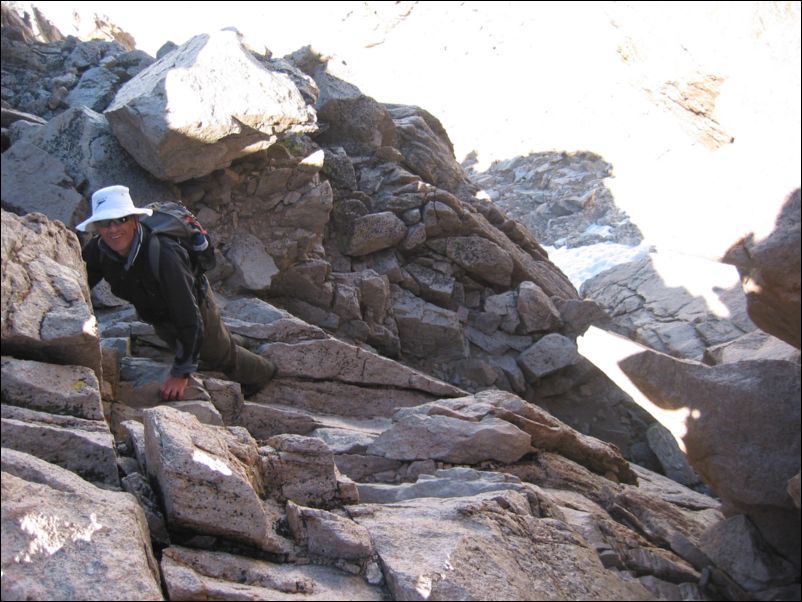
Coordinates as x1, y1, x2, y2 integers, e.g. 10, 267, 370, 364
141, 201, 216, 281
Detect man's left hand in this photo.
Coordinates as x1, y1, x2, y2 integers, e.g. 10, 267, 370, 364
160, 375, 189, 401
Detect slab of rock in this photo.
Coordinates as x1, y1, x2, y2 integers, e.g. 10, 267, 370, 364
261, 434, 358, 508
161, 545, 383, 600
367, 413, 532, 465
260, 337, 465, 397
1, 211, 102, 378
581, 255, 753, 360
517, 333, 580, 380
1, 405, 118, 487
305, 62, 396, 156
0, 141, 86, 228
385, 104, 474, 197
723, 188, 801, 350
699, 514, 798, 592
10, 106, 176, 211
358, 467, 533, 504
350, 489, 654, 600
390, 285, 468, 361
345, 211, 408, 256
517, 280, 563, 333
106, 29, 316, 182
287, 502, 374, 561
445, 235, 514, 287
704, 329, 800, 364
620, 350, 801, 561
395, 390, 637, 484
1, 448, 163, 601
143, 406, 290, 554
1, 357, 104, 420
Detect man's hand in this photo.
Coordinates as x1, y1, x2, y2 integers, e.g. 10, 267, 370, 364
160, 375, 189, 401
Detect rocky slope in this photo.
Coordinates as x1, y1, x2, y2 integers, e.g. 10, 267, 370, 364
2, 5, 800, 600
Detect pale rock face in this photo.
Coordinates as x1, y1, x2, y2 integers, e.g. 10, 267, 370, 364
3, 4, 801, 598
724, 189, 801, 351
1, 211, 102, 379
620, 349, 801, 563
1, 449, 164, 601
142, 406, 290, 554
105, 29, 316, 182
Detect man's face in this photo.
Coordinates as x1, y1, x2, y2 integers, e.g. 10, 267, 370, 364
97, 215, 137, 256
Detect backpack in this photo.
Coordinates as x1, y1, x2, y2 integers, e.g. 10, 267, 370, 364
141, 201, 216, 281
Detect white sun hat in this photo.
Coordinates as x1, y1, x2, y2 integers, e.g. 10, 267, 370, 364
76, 185, 153, 232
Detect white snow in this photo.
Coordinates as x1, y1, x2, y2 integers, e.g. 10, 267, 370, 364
544, 240, 652, 290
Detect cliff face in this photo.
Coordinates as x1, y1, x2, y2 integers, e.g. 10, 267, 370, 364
2, 5, 800, 600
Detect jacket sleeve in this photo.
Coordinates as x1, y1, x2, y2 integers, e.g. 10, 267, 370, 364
155, 238, 204, 378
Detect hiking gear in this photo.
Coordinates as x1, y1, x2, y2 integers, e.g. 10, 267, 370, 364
141, 201, 216, 280
76, 185, 152, 232
84, 230, 205, 377
154, 292, 276, 385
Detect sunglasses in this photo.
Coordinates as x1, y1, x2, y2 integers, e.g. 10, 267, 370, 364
95, 216, 132, 229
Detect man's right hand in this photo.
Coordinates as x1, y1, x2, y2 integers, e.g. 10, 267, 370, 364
160, 375, 189, 401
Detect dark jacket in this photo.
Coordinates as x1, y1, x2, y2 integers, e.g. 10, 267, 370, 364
83, 224, 207, 377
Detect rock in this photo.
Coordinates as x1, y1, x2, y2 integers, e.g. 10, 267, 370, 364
699, 514, 798, 592
581, 255, 753, 361
367, 413, 533, 464
723, 188, 801, 350
645, 423, 701, 489
456, 390, 638, 484
345, 211, 408, 256
65, 66, 119, 110
350, 489, 655, 600
517, 280, 562, 333
260, 334, 465, 400
1, 449, 163, 601
1, 357, 104, 420
225, 230, 279, 292
261, 434, 357, 508
0, 141, 86, 227
620, 350, 801, 562
445, 235, 514, 287
143, 406, 290, 553
305, 63, 396, 156
160, 545, 383, 600
789, 471, 801, 510
390, 285, 468, 361
287, 502, 374, 561
704, 329, 801, 364
517, 333, 580, 381
106, 29, 316, 182
121, 471, 170, 546
1, 211, 102, 379
202, 377, 244, 424
385, 104, 473, 196
357, 467, 533, 504
10, 106, 177, 211
1, 405, 118, 487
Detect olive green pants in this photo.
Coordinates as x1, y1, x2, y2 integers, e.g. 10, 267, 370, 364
155, 291, 275, 388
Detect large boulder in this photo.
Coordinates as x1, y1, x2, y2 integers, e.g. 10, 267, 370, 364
11, 106, 176, 210
724, 189, 801, 350
620, 349, 801, 564
143, 406, 290, 554
350, 489, 654, 601
1, 449, 163, 601
1, 210, 102, 379
105, 29, 316, 182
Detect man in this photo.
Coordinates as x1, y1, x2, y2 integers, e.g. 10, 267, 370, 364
78, 185, 275, 401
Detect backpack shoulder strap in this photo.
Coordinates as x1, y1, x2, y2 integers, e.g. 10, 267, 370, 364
147, 231, 163, 283
146, 229, 203, 285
